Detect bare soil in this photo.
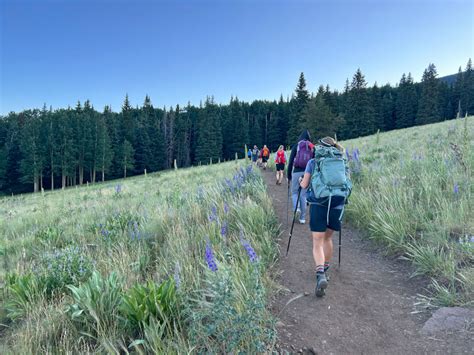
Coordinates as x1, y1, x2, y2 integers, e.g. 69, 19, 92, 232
262, 169, 473, 355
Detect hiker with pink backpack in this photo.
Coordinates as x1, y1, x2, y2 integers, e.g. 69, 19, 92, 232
287, 130, 314, 224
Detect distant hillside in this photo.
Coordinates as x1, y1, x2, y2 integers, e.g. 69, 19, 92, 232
438, 72, 458, 86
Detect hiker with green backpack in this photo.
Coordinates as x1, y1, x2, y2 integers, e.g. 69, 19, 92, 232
299, 136, 352, 297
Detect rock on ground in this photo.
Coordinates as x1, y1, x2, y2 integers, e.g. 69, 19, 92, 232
421, 307, 474, 335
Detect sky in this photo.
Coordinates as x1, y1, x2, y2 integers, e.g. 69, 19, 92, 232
0, 0, 473, 114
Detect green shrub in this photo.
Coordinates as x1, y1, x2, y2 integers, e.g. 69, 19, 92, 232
4, 273, 46, 320
121, 278, 179, 335
66, 271, 123, 339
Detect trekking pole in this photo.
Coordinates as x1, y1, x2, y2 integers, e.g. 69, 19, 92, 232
338, 224, 342, 267
286, 181, 290, 229
286, 186, 302, 256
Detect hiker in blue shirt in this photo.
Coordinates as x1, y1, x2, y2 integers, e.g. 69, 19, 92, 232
299, 136, 351, 297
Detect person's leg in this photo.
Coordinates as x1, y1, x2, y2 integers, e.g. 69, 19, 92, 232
312, 231, 328, 296
323, 229, 334, 262
323, 229, 334, 278
312, 232, 326, 267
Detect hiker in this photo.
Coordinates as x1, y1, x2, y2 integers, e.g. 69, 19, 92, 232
247, 148, 252, 159
299, 136, 351, 297
275, 145, 287, 185
257, 148, 263, 167
251, 145, 259, 164
287, 130, 314, 224
261, 145, 270, 170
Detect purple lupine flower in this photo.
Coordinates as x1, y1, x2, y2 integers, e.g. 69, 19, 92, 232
205, 241, 218, 272
220, 221, 228, 238
223, 202, 229, 214
239, 229, 258, 262
352, 149, 359, 162
345, 149, 350, 160
115, 184, 122, 194
208, 206, 218, 222
130, 221, 140, 240
454, 184, 459, 194
241, 239, 258, 263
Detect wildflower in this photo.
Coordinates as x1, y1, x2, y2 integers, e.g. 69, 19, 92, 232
205, 241, 218, 272
352, 149, 359, 162
208, 206, 218, 222
239, 230, 257, 262
454, 184, 459, 194
345, 149, 350, 160
130, 221, 140, 240
115, 184, 122, 194
220, 221, 228, 238
241, 239, 258, 263
223, 202, 230, 214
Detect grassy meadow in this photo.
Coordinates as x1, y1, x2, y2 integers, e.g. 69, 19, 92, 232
343, 116, 473, 307
0, 162, 279, 353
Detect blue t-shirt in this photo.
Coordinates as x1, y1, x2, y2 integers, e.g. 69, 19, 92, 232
304, 159, 316, 175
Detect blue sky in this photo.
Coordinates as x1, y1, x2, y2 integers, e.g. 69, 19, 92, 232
1, 0, 473, 114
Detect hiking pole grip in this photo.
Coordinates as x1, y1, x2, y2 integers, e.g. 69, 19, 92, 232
286, 186, 302, 256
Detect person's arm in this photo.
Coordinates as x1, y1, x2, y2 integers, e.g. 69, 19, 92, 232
299, 172, 311, 189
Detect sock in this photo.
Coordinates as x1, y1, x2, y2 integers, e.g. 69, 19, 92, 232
324, 262, 330, 272
316, 265, 324, 274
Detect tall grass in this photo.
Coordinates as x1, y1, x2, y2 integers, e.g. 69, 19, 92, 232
0, 162, 279, 353
344, 116, 473, 307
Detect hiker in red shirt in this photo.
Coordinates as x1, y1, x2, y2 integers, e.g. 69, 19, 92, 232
274, 145, 287, 185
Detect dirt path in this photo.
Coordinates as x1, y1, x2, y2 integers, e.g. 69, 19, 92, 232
262, 169, 472, 354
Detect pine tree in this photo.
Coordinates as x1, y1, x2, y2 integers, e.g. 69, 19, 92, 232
453, 66, 464, 117
288, 72, 310, 143
98, 106, 114, 181
19, 110, 44, 192
396, 73, 417, 128
195, 97, 222, 164
417, 63, 441, 125
371, 82, 384, 131
345, 68, 375, 138
461, 58, 474, 115
122, 139, 135, 178
303, 89, 341, 139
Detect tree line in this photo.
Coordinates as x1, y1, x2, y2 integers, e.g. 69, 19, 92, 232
1, 59, 473, 193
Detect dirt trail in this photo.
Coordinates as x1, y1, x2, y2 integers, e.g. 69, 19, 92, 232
262, 169, 472, 355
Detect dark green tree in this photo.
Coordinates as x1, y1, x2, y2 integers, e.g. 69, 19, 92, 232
417, 64, 441, 125
288, 72, 310, 143
345, 68, 375, 138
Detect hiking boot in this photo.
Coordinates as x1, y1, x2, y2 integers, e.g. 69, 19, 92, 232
325, 266, 330, 282
296, 208, 301, 218
299, 219, 306, 224
315, 273, 328, 297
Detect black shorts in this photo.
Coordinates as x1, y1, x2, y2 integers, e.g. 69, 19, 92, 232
262, 156, 269, 163
276, 163, 285, 171
309, 196, 345, 232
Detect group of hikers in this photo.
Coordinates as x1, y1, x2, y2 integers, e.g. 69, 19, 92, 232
248, 130, 352, 297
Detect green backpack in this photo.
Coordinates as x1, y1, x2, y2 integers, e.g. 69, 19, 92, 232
310, 145, 352, 202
